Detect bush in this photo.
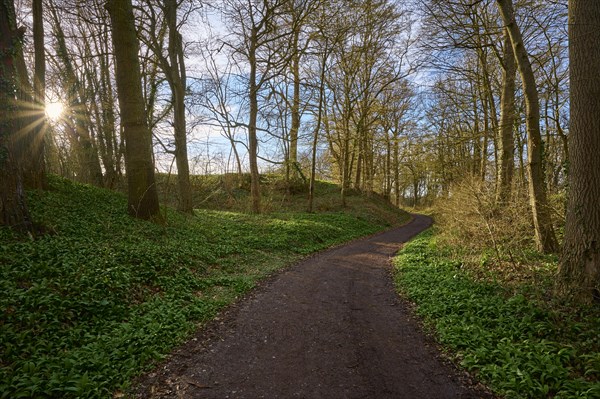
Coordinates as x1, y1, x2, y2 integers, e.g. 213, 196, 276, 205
436, 177, 535, 257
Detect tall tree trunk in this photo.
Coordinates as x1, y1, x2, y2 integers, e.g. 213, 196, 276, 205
24, 0, 47, 189
471, 86, 482, 177
93, 25, 119, 188
412, 175, 419, 207
248, 27, 261, 214
559, 0, 600, 303
476, 45, 498, 183
340, 125, 350, 207
394, 132, 400, 207
308, 44, 328, 213
0, 0, 33, 232
289, 28, 301, 180
365, 131, 374, 195
496, 29, 516, 203
165, 0, 193, 213
101, 22, 119, 188
385, 135, 392, 200
107, 0, 160, 220
11, 13, 42, 191
496, 0, 558, 253
355, 135, 362, 190
480, 92, 489, 181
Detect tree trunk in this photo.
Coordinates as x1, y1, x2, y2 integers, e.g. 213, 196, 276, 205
480, 92, 489, 181
165, 0, 193, 213
308, 43, 328, 213
559, 0, 600, 303
101, 23, 119, 188
355, 138, 362, 190
24, 0, 47, 189
412, 178, 419, 207
394, 133, 400, 207
471, 87, 482, 177
340, 127, 350, 207
496, 0, 558, 253
107, 0, 161, 220
289, 28, 301, 180
476, 45, 498, 184
94, 26, 119, 188
248, 27, 261, 214
0, 0, 33, 232
385, 136, 392, 200
496, 29, 516, 203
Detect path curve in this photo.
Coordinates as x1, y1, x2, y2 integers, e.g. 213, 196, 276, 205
135, 215, 490, 398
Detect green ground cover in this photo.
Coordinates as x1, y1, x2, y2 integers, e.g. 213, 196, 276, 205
394, 229, 600, 398
1, 176, 408, 398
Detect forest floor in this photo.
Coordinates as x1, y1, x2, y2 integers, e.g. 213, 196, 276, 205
133, 215, 493, 398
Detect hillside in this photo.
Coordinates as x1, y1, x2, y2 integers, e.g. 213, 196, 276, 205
0, 175, 410, 398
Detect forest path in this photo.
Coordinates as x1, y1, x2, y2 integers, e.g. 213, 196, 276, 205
134, 215, 490, 398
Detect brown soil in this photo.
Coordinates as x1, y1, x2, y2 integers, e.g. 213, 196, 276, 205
133, 215, 493, 398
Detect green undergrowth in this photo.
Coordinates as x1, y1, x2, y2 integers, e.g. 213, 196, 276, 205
394, 229, 600, 399
1, 175, 409, 398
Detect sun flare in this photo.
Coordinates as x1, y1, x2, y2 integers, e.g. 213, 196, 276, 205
45, 101, 64, 121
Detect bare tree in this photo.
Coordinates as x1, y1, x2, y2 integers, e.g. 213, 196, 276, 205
48, 1, 104, 187
138, 0, 197, 213
496, 0, 558, 253
197, 45, 245, 181
281, 0, 318, 183
223, 0, 295, 213
306, 0, 337, 212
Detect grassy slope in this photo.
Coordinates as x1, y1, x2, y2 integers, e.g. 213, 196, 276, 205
394, 230, 600, 399
0, 176, 409, 398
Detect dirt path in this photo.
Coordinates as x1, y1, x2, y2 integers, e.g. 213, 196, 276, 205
134, 215, 491, 398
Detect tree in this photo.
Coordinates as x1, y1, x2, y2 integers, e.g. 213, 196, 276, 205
25, 0, 47, 189
107, 0, 161, 220
0, 0, 33, 232
496, 0, 558, 253
223, 0, 295, 213
419, 0, 502, 185
139, 0, 195, 213
496, 28, 516, 203
48, 1, 104, 187
307, 0, 337, 212
559, 0, 600, 303
320, 0, 411, 204
83, 4, 122, 188
379, 79, 412, 206
43, 0, 124, 188
281, 0, 316, 184
198, 46, 245, 182
165, 0, 193, 213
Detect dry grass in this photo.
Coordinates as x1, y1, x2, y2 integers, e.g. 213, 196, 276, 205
434, 177, 562, 295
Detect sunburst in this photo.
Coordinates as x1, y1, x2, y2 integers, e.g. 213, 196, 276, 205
45, 101, 64, 121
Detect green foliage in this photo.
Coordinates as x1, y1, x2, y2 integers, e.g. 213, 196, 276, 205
394, 230, 600, 398
0, 175, 409, 398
